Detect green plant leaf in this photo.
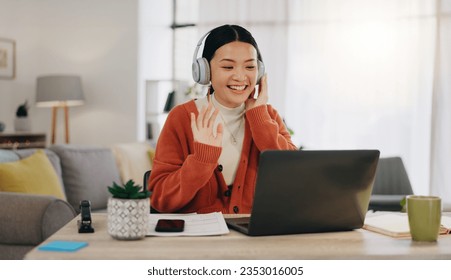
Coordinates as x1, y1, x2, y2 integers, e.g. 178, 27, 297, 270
16, 100, 29, 117
124, 180, 139, 194
107, 180, 150, 199
114, 192, 130, 199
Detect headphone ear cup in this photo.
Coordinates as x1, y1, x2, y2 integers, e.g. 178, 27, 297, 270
194, 57, 210, 85
257, 60, 265, 84
192, 60, 201, 84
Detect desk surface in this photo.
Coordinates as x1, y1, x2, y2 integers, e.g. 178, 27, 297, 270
25, 213, 451, 260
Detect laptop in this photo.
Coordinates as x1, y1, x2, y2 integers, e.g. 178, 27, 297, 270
226, 149, 380, 236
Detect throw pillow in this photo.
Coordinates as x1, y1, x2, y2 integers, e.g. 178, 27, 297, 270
111, 142, 154, 186
15, 149, 65, 194
50, 145, 121, 212
148, 149, 155, 166
0, 150, 65, 199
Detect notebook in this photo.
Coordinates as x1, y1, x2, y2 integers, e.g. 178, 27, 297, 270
226, 149, 380, 236
38, 240, 88, 252
363, 212, 451, 238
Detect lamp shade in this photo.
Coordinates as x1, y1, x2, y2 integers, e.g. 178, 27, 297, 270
36, 75, 85, 107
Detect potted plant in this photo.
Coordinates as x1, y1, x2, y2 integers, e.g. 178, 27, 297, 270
14, 100, 31, 131
107, 180, 151, 240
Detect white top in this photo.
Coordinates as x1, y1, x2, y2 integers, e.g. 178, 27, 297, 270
194, 94, 245, 185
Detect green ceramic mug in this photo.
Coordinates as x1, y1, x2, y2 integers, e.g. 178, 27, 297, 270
407, 195, 441, 242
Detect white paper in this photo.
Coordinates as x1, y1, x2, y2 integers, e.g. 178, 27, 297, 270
146, 212, 230, 236
364, 213, 409, 234
441, 216, 451, 228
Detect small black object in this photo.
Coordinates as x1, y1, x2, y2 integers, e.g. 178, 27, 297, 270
155, 219, 185, 232
78, 200, 95, 233
163, 91, 175, 112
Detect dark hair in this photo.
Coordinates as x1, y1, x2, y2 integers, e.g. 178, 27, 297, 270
202, 24, 263, 93
202, 24, 263, 62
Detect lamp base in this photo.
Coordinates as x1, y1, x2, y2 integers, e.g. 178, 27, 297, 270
51, 105, 70, 144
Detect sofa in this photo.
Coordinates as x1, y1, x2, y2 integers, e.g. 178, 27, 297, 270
0, 142, 154, 260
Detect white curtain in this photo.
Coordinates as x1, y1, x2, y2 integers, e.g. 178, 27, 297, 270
431, 0, 451, 209
285, 0, 436, 197
196, 0, 451, 207
197, 0, 289, 111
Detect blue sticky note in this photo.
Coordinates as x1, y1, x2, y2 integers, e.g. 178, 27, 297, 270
38, 240, 88, 252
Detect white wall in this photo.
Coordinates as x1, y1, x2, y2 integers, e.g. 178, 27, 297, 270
138, 0, 172, 140
0, 0, 139, 146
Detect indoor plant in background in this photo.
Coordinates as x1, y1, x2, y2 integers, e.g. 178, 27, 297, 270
14, 100, 31, 132
107, 180, 151, 240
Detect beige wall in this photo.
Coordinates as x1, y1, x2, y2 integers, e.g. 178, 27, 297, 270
0, 0, 139, 145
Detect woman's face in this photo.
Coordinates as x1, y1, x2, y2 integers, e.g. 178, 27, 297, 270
210, 41, 259, 108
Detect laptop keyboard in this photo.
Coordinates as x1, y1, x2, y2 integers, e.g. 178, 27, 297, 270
226, 217, 251, 229
238, 223, 249, 228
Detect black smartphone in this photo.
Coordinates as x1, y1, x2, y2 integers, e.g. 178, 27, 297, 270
155, 219, 185, 232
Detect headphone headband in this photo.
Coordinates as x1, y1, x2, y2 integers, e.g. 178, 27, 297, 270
192, 31, 210, 66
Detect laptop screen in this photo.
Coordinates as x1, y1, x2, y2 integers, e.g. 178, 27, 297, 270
244, 150, 380, 236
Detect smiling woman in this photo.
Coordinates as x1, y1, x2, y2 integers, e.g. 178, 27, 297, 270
148, 24, 297, 214
210, 41, 260, 108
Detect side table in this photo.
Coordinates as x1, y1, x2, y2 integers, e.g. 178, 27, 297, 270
0, 132, 47, 149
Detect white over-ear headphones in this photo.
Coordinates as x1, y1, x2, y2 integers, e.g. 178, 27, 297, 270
192, 31, 265, 85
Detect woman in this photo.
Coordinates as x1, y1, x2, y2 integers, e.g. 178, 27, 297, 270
149, 24, 297, 213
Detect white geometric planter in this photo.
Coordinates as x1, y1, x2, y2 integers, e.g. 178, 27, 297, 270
107, 197, 150, 240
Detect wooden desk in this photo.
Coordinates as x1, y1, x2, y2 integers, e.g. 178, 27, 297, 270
25, 213, 451, 260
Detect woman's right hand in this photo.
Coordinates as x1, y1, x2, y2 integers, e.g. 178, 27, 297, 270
190, 102, 223, 147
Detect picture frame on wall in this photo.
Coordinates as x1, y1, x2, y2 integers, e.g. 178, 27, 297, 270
0, 38, 16, 79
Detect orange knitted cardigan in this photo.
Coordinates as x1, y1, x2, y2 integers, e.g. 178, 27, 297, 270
148, 100, 297, 214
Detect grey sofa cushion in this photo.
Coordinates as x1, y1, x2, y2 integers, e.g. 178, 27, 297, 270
0, 244, 34, 260
0, 192, 76, 259
50, 145, 120, 212
0, 150, 19, 163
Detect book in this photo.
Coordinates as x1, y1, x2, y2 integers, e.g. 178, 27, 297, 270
163, 91, 175, 112
38, 240, 88, 252
363, 213, 451, 238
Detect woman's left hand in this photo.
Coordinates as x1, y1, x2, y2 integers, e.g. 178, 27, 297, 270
245, 74, 268, 110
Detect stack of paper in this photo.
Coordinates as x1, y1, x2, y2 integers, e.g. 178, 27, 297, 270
146, 212, 230, 237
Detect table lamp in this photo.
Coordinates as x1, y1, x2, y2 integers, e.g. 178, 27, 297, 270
36, 75, 85, 144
